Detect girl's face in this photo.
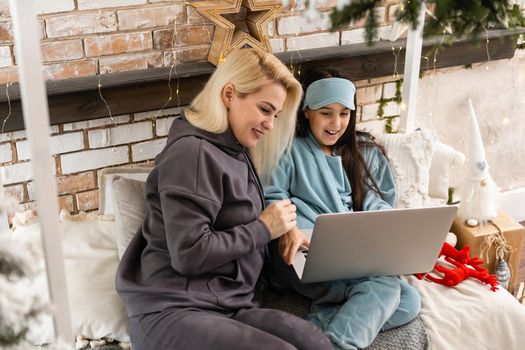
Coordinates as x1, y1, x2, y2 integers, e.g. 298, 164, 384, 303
305, 102, 351, 155
224, 81, 287, 148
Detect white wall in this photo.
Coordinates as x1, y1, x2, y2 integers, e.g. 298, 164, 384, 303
415, 49, 525, 221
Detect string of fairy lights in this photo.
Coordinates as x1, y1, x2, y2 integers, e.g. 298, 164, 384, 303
288, 4, 303, 77
96, 10, 118, 151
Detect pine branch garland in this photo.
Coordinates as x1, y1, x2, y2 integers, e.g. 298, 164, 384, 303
330, 0, 524, 45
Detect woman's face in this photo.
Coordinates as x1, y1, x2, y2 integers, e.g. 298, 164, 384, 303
305, 102, 351, 155
225, 81, 287, 148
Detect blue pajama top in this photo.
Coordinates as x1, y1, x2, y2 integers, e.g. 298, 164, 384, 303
264, 132, 396, 228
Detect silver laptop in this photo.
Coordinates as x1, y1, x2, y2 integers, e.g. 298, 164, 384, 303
292, 205, 458, 283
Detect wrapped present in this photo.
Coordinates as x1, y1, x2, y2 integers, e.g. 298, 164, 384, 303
451, 211, 524, 294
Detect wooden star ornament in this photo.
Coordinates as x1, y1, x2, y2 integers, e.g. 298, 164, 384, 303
189, 0, 282, 66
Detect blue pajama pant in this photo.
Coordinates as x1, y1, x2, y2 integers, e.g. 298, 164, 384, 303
307, 276, 420, 350
266, 241, 420, 350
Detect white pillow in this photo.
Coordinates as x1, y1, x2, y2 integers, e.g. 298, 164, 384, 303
428, 141, 465, 200
377, 130, 435, 208
9, 217, 129, 344
98, 167, 152, 216
112, 176, 147, 259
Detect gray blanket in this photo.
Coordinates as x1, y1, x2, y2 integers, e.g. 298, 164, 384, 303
262, 287, 429, 350
83, 288, 429, 350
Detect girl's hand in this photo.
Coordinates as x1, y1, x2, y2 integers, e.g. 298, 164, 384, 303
259, 199, 297, 240
279, 227, 310, 265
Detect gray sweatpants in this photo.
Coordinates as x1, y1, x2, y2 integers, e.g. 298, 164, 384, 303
128, 307, 334, 350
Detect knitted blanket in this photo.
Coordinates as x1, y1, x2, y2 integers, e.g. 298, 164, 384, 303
262, 287, 429, 350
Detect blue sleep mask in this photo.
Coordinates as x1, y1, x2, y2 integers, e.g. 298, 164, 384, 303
302, 77, 356, 111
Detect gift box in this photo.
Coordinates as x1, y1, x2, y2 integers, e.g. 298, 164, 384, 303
451, 211, 524, 294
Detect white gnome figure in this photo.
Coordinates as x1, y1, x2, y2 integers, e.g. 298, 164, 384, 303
457, 98, 500, 225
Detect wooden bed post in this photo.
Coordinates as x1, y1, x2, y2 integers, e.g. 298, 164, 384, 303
8, 0, 73, 344
399, 2, 426, 133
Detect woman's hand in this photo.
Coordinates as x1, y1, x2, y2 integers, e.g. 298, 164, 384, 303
279, 227, 310, 265
259, 199, 297, 240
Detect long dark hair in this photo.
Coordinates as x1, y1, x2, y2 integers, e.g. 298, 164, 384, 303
297, 66, 386, 211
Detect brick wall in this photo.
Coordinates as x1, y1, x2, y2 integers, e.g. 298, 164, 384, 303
0, 0, 404, 214
0, 75, 400, 214
0, 0, 401, 83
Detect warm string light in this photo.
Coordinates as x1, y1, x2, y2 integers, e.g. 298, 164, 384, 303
288, 5, 303, 77
96, 10, 118, 151
432, 29, 447, 76
391, 45, 402, 79
0, 45, 13, 134
1, 81, 12, 134
154, 2, 186, 125
482, 24, 491, 70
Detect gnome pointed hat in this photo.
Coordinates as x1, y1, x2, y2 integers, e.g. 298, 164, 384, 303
458, 98, 500, 223
466, 98, 490, 180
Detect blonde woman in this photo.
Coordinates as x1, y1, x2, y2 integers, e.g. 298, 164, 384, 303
116, 49, 333, 350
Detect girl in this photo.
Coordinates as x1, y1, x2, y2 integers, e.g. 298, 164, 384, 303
264, 66, 421, 350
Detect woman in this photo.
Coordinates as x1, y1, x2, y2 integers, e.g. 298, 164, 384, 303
264, 66, 421, 350
116, 49, 333, 350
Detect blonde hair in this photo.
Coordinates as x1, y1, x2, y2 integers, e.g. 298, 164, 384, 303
186, 48, 302, 183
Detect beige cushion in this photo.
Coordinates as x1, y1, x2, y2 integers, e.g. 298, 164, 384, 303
9, 217, 129, 344
112, 176, 147, 259
98, 167, 152, 216
428, 141, 465, 200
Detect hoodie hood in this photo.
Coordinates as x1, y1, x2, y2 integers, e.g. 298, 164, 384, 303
156, 114, 244, 164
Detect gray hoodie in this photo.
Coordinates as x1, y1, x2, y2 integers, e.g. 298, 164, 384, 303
116, 117, 272, 317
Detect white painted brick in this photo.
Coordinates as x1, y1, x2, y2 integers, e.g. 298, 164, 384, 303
356, 119, 386, 136
361, 103, 380, 121
0, 130, 26, 142
132, 138, 167, 162
88, 121, 152, 148
46, 12, 117, 38
98, 52, 162, 74
267, 20, 274, 37
383, 101, 401, 117
375, 7, 387, 24
155, 116, 176, 137
63, 115, 130, 131
35, 0, 75, 14
0, 0, 9, 17
118, 4, 185, 30
286, 32, 339, 51
0, 46, 12, 67
78, 0, 146, 10
383, 82, 398, 99
270, 38, 284, 53
1, 161, 33, 185
16, 132, 84, 161
26, 181, 35, 201
342, 25, 392, 44
278, 13, 331, 35
0, 142, 11, 163
3, 183, 24, 202
61, 146, 129, 174
134, 107, 181, 121
16, 140, 30, 161
388, 4, 400, 22
356, 85, 382, 105
340, 28, 366, 45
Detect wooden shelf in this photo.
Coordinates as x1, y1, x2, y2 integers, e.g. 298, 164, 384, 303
0, 29, 522, 132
